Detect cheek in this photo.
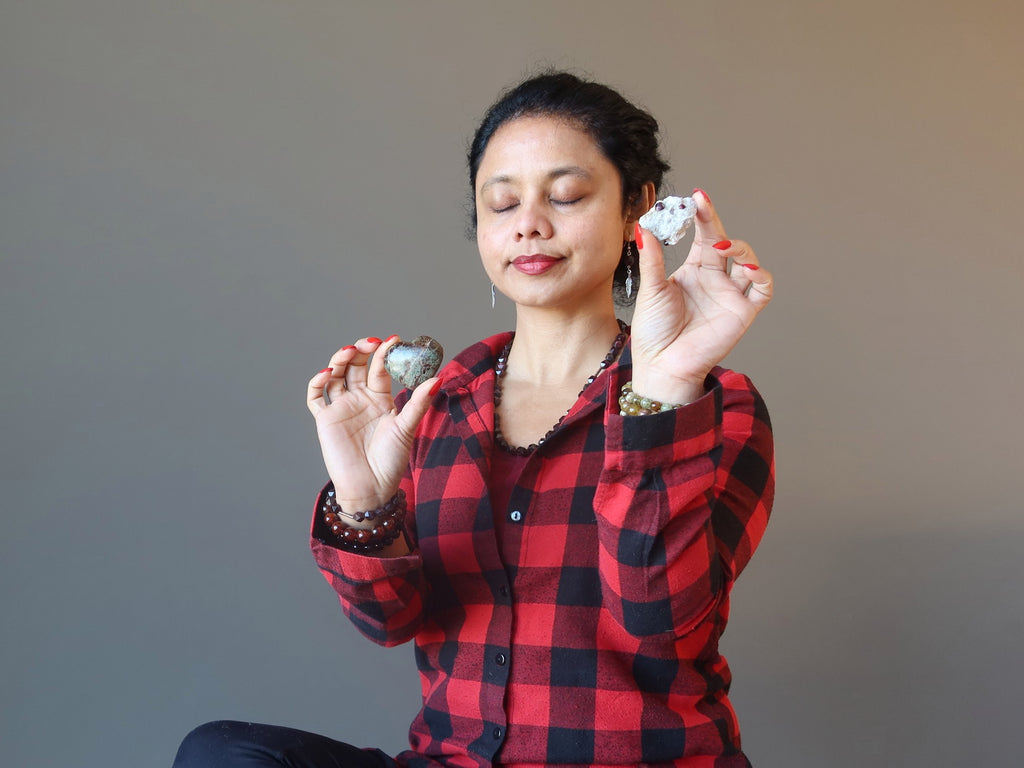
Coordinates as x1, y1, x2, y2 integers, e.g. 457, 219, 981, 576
572, 223, 622, 267
476, 229, 504, 273
477, 214, 512, 249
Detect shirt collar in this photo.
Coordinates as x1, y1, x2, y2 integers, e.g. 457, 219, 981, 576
439, 328, 634, 427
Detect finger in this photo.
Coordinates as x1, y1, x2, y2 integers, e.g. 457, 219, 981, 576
306, 367, 335, 416
724, 240, 756, 287
341, 336, 384, 390
745, 263, 774, 309
634, 223, 668, 296
685, 189, 730, 271
366, 334, 400, 394
691, 188, 729, 247
318, 343, 361, 405
326, 343, 359, 377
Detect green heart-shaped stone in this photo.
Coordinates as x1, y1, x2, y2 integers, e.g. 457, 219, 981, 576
383, 336, 444, 389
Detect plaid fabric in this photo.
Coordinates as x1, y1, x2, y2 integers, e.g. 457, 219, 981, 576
311, 333, 774, 768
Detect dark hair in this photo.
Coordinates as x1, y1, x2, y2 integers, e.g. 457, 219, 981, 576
467, 71, 671, 306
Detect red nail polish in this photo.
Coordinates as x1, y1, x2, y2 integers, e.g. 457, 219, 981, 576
429, 377, 444, 396
384, 334, 399, 343
367, 337, 382, 344
741, 263, 760, 270
713, 240, 732, 250
692, 188, 710, 203
342, 345, 357, 351
319, 367, 333, 374
633, 222, 644, 249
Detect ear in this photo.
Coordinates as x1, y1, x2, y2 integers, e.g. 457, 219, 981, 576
640, 182, 657, 211
624, 182, 658, 235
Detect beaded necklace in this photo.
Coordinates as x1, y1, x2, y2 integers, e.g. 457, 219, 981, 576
493, 320, 628, 456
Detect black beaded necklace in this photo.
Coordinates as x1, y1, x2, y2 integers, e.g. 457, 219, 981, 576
493, 320, 629, 456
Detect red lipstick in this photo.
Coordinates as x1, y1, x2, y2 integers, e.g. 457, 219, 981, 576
512, 254, 560, 275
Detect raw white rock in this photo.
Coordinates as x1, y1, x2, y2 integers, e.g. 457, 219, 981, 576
639, 195, 696, 245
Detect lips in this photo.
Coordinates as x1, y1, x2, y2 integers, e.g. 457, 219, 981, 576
512, 254, 561, 275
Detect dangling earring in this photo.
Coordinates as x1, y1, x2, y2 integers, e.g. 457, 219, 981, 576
490, 282, 496, 309
625, 241, 635, 299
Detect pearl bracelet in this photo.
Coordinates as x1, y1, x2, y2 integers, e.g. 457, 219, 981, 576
618, 381, 686, 416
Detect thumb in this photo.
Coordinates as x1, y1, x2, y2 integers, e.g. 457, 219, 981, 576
391, 376, 443, 445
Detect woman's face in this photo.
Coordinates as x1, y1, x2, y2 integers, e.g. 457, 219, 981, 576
474, 116, 629, 313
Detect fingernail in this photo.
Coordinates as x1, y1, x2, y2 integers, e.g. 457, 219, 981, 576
713, 240, 732, 250
319, 367, 333, 374
633, 222, 644, 249
342, 345, 357, 351
384, 334, 399, 343
692, 188, 710, 203
367, 336, 382, 344
429, 377, 444, 396
741, 263, 760, 271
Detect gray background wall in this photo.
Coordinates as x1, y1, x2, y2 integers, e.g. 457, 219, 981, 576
2, 2, 1022, 766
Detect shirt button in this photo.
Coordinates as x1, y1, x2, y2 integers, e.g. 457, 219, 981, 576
499, 585, 509, 597
495, 652, 507, 665
510, 510, 522, 522
493, 727, 503, 740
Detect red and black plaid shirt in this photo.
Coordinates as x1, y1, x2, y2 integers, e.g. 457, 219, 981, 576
311, 332, 774, 768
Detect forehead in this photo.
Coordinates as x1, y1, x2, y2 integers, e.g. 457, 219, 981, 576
476, 115, 616, 188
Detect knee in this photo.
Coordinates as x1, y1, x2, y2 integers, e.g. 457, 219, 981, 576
173, 720, 248, 767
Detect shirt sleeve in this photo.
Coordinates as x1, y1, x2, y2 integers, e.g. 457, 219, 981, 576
309, 480, 429, 647
594, 368, 775, 637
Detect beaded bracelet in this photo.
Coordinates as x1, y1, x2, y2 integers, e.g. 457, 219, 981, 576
321, 487, 407, 552
618, 381, 686, 416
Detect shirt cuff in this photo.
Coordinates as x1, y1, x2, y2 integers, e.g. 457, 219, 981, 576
309, 483, 420, 582
604, 381, 722, 471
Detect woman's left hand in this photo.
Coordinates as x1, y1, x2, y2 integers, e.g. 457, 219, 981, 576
629, 189, 774, 405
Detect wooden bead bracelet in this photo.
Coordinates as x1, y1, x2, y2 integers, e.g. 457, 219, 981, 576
321, 487, 407, 552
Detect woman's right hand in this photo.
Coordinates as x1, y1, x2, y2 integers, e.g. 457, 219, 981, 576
306, 335, 441, 514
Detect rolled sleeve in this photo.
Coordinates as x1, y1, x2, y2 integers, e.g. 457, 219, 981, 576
604, 384, 722, 472
594, 372, 772, 637
310, 484, 428, 646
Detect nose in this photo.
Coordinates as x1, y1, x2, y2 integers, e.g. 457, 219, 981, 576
514, 197, 553, 242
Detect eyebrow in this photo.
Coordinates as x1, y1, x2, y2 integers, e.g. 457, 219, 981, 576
480, 165, 592, 193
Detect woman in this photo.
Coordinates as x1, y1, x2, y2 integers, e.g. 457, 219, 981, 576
175, 71, 774, 767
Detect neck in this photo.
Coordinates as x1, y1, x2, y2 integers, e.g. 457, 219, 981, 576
506, 308, 624, 388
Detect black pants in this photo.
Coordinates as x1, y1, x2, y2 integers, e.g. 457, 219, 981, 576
172, 721, 398, 768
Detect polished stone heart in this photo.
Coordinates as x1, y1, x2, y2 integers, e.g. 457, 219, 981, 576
383, 335, 444, 389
